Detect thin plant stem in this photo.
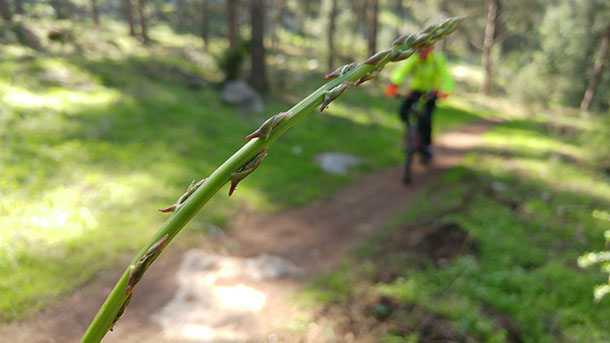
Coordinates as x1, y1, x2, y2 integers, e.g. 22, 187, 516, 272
81, 17, 463, 342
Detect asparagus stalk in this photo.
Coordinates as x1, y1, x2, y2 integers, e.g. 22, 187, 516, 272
81, 17, 463, 342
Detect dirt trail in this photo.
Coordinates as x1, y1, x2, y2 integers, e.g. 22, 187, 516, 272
0, 121, 492, 342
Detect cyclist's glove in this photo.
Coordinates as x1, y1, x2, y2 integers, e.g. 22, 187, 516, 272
384, 83, 399, 97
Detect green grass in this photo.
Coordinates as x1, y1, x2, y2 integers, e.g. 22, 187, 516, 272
0, 22, 485, 320
303, 113, 610, 342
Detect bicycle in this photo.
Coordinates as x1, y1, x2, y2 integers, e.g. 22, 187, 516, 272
400, 91, 437, 185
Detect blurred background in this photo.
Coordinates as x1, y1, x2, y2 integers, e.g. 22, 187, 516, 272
1, 0, 610, 341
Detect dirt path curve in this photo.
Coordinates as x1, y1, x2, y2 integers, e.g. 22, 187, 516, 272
0, 121, 493, 343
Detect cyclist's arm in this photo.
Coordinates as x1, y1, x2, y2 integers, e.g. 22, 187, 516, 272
386, 56, 417, 97
436, 54, 454, 95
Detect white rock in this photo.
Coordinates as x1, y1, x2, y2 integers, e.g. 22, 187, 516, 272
153, 250, 301, 342
315, 152, 362, 175
221, 80, 264, 114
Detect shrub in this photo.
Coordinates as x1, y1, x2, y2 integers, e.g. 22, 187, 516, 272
586, 116, 610, 173
216, 41, 248, 82
578, 210, 610, 301
508, 62, 553, 106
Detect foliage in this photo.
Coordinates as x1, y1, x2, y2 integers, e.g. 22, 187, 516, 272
507, 63, 551, 105
578, 210, 610, 301
216, 41, 248, 81
509, 0, 610, 110
585, 116, 610, 173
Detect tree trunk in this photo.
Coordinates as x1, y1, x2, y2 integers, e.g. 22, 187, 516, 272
439, 0, 451, 53
176, 0, 187, 29
271, 0, 284, 48
0, 0, 12, 21
295, 1, 309, 35
249, 0, 268, 92
580, 25, 610, 111
227, 0, 239, 48
393, 0, 404, 37
14, 0, 23, 15
482, 0, 498, 95
137, 0, 150, 43
200, 0, 209, 50
580, 2, 599, 96
366, 0, 379, 57
50, 0, 67, 19
352, 0, 366, 32
91, 0, 100, 26
124, 0, 136, 36
327, 0, 339, 69
583, 2, 598, 59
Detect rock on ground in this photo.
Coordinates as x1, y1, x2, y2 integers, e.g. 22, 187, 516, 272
221, 80, 264, 114
153, 250, 301, 342
315, 152, 362, 175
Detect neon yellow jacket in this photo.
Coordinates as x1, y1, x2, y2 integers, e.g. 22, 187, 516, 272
390, 52, 454, 93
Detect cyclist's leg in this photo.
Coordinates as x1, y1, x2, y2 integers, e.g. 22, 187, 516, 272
417, 93, 438, 164
399, 91, 423, 121
403, 122, 419, 184
400, 92, 422, 184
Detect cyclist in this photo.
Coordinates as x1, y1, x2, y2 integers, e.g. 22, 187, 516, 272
384, 45, 454, 184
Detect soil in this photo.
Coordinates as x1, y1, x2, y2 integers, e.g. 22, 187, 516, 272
0, 121, 494, 342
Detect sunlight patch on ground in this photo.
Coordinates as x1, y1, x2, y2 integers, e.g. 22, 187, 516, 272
485, 128, 582, 161
326, 102, 400, 129
539, 110, 595, 132
0, 171, 156, 248
449, 92, 531, 120
473, 120, 609, 202
0, 44, 34, 58
0, 167, 165, 317
1, 83, 119, 113
153, 250, 301, 342
474, 155, 610, 204
230, 186, 278, 212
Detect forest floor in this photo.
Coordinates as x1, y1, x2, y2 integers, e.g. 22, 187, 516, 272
0, 121, 493, 342
2, 21, 610, 342
0, 26, 485, 321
